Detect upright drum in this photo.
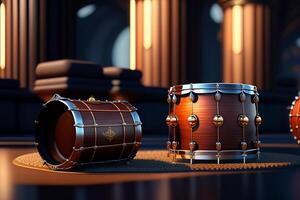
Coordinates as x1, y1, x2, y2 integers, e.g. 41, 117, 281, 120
165, 83, 262, 163
35, 94, 142, 170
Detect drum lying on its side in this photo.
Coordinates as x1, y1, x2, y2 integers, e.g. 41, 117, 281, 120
290, 96, 300, 144
35, 94, 142, 170
165, 83, 262, 163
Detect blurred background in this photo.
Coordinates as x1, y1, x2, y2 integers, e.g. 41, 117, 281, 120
0, 0, 299, 139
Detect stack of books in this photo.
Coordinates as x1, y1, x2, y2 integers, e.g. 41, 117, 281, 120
33, 60, 167, 135
34, 59, 150, 102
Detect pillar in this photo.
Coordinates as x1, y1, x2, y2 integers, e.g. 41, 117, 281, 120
2, 0, 76, 89
219, 0, 270, 89
130, 0, 187, 87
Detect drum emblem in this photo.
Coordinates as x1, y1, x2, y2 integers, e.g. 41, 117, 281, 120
103, 127, 116, 142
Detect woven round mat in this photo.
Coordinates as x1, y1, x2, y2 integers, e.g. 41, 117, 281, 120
13, 150, 300, 172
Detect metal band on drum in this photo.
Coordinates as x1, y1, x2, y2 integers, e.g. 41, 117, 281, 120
170, 83, 257, 95
166, 83, 261, 164
35, 94, 142, 170
290, 96, 300, 144
170, 149, 258, 161
36, 96, 85, 170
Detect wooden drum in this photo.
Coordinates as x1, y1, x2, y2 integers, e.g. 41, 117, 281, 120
35, 94, 142, 170
165, 83, 262, 163
290, 96, 300, 144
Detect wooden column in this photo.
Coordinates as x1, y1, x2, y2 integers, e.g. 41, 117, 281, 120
3, 0, 76, 89
220, 0, 270, 89
2, 0, 42, 88
132, 0, 187, 87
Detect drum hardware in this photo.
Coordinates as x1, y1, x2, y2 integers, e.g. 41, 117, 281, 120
166, 83, 262, 164
214, 84, 223, 164
87, 96, 96, 102
35, 94, 142, 170
188, 84, 199, 164
166, 93, 172, 157
253, 91, 262, 159
290, 95, 300, 144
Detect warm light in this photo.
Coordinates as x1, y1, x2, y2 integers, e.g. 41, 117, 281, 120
0, 3, 5, 70
130, 0, 136, 70
0, 151, 13, 200
143, 0, 152, 50
232, 5, 242, 54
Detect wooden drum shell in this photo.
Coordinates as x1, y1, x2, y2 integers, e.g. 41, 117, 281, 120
166, 83, 261, 161
290, 96, 300, 143
170, 94, 257, 150
36, 95, 142, 170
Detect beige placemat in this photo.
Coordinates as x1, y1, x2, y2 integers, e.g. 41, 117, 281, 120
13, 150, 299, 172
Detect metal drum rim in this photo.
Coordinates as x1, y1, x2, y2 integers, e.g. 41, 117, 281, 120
170, 148, 258, 161
169, 83, 258, 95
38, 97, 85, 170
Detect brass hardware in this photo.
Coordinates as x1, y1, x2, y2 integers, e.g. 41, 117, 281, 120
135, 142, 141, 148
52, 93, 62, 100
166, 141, 171, 150
238, 115, 249, 127
189, 141, 197, 151
253, 95, 259, 103
189, 92, 197, 103
167, 95, 171, 103
87, 96, 96, 102
215, 92, 222, 101
73, 142, 142, 151
102, 127, 116, 143
187, 114, 198, 128
241, 141, 247, 150
216, 142, 222, 151
239, 93, 246, 102
172, 95, 177, 104
254, 140, 261, 148
172, 141, 178, 149
255, 115, 262, 126
165, 115, 171, 126
213, 114, 224, 127
170, 115, 178, 127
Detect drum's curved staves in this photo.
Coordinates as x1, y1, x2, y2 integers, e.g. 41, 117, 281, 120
35, 94, 142, 170
290, 96, 300, 144
166, 83, 262, 164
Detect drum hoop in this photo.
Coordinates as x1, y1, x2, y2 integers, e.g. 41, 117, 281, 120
129, 111, 143, 157
169, 83, 257, 95
44, 98, 85, 170
169, 148, 258, 160
290, 96, 300, 142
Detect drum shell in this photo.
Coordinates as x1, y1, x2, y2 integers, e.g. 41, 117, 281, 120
169, 93, 256, 150
167, 83, 261, 154
36, 96, 142, 170
290, 97, 300, 141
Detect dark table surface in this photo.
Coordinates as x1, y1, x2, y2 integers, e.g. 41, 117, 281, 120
0, 134, 300, 200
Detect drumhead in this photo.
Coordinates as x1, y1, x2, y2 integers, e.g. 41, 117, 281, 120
55, 111, 76, 160
169, 83, 257, 95
36, 100, 76, 165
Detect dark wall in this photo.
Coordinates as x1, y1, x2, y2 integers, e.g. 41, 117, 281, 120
76, 0, 128, 66
184, 0, 222, 84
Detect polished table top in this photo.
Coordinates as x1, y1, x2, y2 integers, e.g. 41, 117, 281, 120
0, 135, 300, 200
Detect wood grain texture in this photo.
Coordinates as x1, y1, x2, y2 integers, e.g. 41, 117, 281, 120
170, 93, 257, 150
290, 98, 300, 140
36, 99, 142, 168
